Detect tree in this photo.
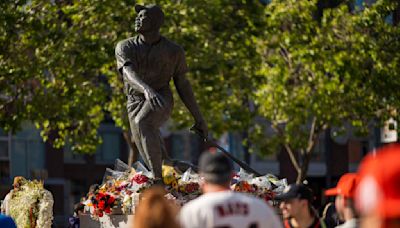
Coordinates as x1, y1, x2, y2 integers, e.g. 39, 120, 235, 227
0, 0, 108, 152
254, 0, 400, 183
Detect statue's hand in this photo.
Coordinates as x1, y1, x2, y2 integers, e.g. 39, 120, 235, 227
191, 119, 208, 141
144, 87, 164, 110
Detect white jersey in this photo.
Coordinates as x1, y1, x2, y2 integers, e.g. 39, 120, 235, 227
179, 191, 283, 228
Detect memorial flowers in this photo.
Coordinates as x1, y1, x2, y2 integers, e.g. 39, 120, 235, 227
91, 192, 116, 217
82, 159, 287, 218
7, 178, 54, 228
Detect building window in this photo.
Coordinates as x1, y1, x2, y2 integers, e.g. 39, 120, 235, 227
171, 132, 187, 161
0, 129, 10, 161
3, 123, 46, 178
95, 124, 122, 164
0, 129, 11, 183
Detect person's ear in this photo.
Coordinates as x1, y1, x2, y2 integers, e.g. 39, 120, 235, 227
301, 199, 308, 208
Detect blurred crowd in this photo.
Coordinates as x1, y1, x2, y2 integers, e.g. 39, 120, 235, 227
128, 143, 400, 228
2, 144, 399, 228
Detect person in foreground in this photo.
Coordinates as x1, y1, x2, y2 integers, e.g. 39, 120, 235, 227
179, 152, 283, 228
0, 214, 17, 228
325, 173, 359, 228
355, 144, 400, 228
134, 186, 180, 228
276, 183, 326, 228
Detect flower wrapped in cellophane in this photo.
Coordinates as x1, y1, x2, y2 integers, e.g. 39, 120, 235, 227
231, 168, 287, 205
178, 168, 200, 194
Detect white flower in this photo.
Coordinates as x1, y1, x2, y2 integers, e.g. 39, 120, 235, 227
36, 190, 54, 228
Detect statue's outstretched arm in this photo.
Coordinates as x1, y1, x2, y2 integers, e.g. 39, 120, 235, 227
174, 73, 208, 138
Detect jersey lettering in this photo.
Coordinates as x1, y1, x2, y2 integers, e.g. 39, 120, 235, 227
215, 202, 249, 217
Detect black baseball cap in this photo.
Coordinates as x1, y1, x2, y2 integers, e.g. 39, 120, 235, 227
198, 152, 233, 184
275, 184, 314, 202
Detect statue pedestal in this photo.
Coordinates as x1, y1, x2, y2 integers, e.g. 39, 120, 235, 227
80, 214, 134, 228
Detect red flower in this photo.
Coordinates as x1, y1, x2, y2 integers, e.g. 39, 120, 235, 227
185, 183, 199, 193
96, 193, 105, 201
92, 192, 116, 216
98, 201, 105, 210
132, 174, 149, 184
107, 196, 115, 205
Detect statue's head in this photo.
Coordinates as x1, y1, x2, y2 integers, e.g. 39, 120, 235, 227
134, 4, 164, 33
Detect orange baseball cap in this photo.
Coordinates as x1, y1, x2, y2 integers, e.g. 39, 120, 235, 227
325, 173, 358, 198
355, 143, 400, 218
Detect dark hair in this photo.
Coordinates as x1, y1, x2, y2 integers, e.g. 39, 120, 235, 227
198, 152, 233, 185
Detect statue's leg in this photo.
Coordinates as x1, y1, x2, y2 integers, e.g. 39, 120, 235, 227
127, 100, 152, 170
128, 117, 152, 170
134, 100, 172, 180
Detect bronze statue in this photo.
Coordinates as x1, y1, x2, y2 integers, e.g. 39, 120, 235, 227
115, 4, 208, 182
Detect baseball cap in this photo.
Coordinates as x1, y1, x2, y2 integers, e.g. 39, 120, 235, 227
135, 4, 164, 28
355, 144, 400, 218
325, 173, 358, 198
198, 152, 233, 184
275, 184, 314, 202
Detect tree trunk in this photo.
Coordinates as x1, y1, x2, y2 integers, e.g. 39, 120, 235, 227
296, 170, 305, 184
295, 135, 317, 184
296, 153, 311, 184
242, 131, 251, 165
295, 118, 319, 183
122, 130, 138, 166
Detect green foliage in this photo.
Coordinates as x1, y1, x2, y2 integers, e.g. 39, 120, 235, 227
253, 0, 400, 181
0, 0, 124, 152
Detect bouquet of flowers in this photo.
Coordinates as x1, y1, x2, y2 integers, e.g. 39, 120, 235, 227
7, 178, 53, 228
178, 168, 200, 194
83, 160, 154, 218
162, 164, 180, 191
90, 192, 116, 217
231, 169, 287, 205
